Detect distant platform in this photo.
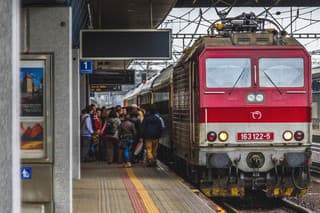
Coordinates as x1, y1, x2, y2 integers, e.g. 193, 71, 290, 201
73, 162, 216, 213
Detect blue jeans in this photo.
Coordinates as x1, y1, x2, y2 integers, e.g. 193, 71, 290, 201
82, 136, 92, 161
124, 139, 134, 163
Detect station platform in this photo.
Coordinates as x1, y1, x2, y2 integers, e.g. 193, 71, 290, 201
73, 162, 216, 213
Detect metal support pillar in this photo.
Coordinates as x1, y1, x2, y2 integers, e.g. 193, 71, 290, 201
0, 0, 21, 212
28, 7, 73, 213
72, 49, 81, 179
149, 0, 153, 28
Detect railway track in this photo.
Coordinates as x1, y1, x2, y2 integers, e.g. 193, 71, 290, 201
213, 196, 314, 213
159, 160, 318, 213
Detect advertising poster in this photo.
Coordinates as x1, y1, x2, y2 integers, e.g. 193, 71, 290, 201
20, 60, 46, 159
20, 67, 44, 116
20, 120, 45, 158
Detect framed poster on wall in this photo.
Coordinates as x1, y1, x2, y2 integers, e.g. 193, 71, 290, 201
20, 55, 53, 162
20, 64, 44, 116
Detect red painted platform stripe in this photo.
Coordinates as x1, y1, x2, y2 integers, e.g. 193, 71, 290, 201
120, 168, 147, 213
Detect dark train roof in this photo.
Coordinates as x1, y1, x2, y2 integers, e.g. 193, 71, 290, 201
140, 74, 160, 95
177, 32, 303, 65
152, 66, 173, 90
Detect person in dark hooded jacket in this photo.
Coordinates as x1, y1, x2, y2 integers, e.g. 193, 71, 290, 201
141, 105, 162, 166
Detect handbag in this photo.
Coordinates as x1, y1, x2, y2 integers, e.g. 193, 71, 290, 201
92, 133, 100, 145
119, 139, 128, 149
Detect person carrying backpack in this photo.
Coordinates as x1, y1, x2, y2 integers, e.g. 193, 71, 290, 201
102, 109, 121, 164
119, 114, 136, 168
141, 105, 162, 167
129, 104, 143, 162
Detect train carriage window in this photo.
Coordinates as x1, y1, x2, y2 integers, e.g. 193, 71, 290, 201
206, 58, 251, 88
259, 58, 304, 87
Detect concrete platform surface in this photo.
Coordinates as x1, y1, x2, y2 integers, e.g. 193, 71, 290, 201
73, 162, 215, 213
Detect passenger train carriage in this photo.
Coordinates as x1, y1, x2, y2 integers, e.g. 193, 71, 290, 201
125, 13, 312, 198
312, 71, 320, 174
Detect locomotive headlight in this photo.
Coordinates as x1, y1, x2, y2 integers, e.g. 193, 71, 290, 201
247, 94, 264, 102
283, 130, 293, 141
294, 131, 304, 141
247, 94, 255, 102
255, 94, 264, 102
207, 131, 217, 142
218, 131, 228, 142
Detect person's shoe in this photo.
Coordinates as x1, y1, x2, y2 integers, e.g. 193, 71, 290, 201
124, 162, 132, 168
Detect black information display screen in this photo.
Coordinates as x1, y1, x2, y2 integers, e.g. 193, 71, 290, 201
89, 70, 135, 85
81, 29, 171, 60
90, 84, 121, 92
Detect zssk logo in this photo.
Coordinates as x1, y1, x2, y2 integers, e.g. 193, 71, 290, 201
251, 111, 262, 120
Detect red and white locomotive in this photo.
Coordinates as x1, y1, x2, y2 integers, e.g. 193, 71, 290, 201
172, 13, 311, 197
124, 13, 312, 198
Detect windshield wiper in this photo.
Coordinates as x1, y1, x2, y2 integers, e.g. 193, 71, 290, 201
228, 65, 247, 95
263, 71, 282, 94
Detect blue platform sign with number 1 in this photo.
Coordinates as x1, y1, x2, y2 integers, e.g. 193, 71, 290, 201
80, 60, 93, 74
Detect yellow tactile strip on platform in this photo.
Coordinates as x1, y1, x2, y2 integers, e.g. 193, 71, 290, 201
132, 166, 215, 212
126, 168, 160, 213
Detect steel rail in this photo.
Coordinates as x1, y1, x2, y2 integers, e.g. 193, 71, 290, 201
282, 198, 314, 213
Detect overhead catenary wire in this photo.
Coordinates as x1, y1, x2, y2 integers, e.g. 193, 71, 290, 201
213, 0, 237, 20
137, 6, 320, 70
272, 7, 320, 20
185, 8, 205, 48
261, 7, 286, 32
257, 0, 281, 18
166, 14, 211, 28
284, 8, 299, 31
176, 7, 212, 34
297, 16, 320, 23
271, 7, 309, 15
176, 7, 197, 19
293, 20, 320, 33
303, 38, 320, 47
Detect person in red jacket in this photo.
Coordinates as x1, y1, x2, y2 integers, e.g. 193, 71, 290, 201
91, 104, 100, 133
90, 104, 101, 160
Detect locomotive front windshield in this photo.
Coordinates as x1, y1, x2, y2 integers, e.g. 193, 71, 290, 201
206, 58, 251, 88
259, 58, 304, 87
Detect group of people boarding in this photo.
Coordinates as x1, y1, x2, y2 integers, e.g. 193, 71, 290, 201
80, 104, 164, 168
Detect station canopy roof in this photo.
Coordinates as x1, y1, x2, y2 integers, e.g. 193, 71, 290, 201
22, 0, 320, 70
22, 0, 176, 70
22, 0, 320, 48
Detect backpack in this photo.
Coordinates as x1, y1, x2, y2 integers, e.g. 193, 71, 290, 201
104, 120, 116, 135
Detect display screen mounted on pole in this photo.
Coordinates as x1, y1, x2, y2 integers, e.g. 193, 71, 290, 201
80, 29, 172, 60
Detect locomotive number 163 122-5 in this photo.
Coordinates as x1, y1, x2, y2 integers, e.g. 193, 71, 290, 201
237, 132, 274, 141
